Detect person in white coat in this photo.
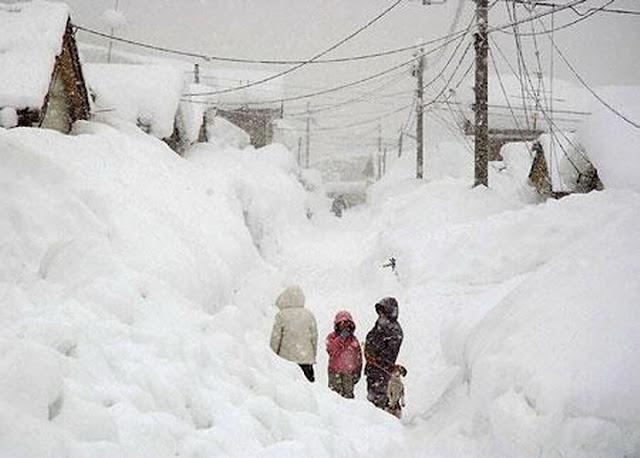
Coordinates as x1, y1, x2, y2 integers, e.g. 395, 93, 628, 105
270, 285, 318, 382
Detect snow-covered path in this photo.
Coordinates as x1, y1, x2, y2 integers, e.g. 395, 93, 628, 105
1, 121, 639, 457
272, 161, 640, 456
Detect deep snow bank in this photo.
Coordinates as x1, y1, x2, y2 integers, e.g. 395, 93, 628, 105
578, 86, 640, 192
0, 122, 406, 457
465, 203, 640, 457
357, 145, 640, 456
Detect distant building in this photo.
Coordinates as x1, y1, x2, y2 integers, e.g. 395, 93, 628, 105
0, 2, 90, 132
181, 68, 284, 149
216, 107, 281, 148
463, 120, 543, 161
457, 75, 590, 161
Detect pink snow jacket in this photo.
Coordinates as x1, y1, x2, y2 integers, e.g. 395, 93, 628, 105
326, 311, 363, 375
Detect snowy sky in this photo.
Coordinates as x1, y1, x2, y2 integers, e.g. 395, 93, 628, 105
17, 0, 640, 154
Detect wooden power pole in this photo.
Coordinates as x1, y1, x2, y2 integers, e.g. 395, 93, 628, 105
194, 63, 200, 84
305, 102, 311, 168
377, 123, 382, 180
383, 146, 388, 176
474, 0, 489, 187
415, 48, 425, 179
107, 0, 120, 64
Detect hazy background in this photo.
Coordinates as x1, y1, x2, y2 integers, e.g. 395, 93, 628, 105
14, 0, 640, 157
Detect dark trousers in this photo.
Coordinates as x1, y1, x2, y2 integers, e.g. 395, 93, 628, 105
328, 371, 358, 398
365, 364, 390, 409
299, 364, 315, 382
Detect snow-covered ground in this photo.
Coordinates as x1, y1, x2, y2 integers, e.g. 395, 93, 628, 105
1, 97, 639, 457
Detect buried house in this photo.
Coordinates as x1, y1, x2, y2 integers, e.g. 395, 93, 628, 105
180, 68, 283, 150
527, 137, 603, 199
84, 63, 184, 147
0, 1, 91, 132
457, 74, 591, 161
456, 73, 603, 197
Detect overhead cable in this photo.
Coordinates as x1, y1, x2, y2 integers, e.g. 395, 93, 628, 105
314, 104, 414, 131
180, 0, 405, 97
510, 0, 640, 16
498, 0, 615, 36
181, 31, 472, 106
531, 12, 640, 128
183, 0, 588, 97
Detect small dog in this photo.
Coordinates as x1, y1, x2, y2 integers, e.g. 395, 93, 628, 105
386, 364, 407, 418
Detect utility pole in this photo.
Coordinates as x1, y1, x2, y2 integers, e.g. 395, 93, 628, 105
377, 123, 382, 180
194, 63, 200, 84
398, 128, 403, 158
107, 0, 120, 64
383, 147, 388, 176
297, 137, 303, 166
305, 102, 311, 168
415, 48, 425, 179
474, 0, 489, 187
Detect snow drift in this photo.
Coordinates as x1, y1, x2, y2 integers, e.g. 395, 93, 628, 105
0, 120, 407, 457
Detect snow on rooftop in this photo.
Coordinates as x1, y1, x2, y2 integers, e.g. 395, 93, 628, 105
79, 43, 284, 109
578, 86, 640, 193
457, 74, 590, 133
0, 1, 70, 110
84, 63, 184, 139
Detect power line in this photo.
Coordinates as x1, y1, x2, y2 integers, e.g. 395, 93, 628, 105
183, 57, 416, 105
489, 33, 586, 174
508, 0, 533, 129
543, 30, 640, 129
510, 0, 640, 16
505, 7, 640, 130
498, 0, 615, 36
488, 45, 535, 158
74, 0, 588, 71
421, 39, 475, 110
181, 30, 471, 107
183, 0, 588, 98
74, 1, 411, 66
313, 103, 414, 131
432, 99, 589, 116
285, 70, 409, 118
179, 0, 404, 97
72, 0, 590, 113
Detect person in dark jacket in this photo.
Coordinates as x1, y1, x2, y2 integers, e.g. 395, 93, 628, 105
364, 297, 404, 410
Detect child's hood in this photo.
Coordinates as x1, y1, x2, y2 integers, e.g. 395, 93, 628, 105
334, 310, 356, 329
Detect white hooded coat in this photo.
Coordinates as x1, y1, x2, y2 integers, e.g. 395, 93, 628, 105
270, 286, 318, 365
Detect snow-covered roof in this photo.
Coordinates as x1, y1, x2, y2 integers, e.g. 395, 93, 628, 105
0, 1, 70, 110
457, 74, 591, 133
205, 116, 251, 150
578, 86, 640, 192
84, 63, 184, 138
178, 83, 213, 144
79, 43, 284, 109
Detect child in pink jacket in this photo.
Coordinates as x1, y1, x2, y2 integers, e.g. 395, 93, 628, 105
326, 311, 363, 398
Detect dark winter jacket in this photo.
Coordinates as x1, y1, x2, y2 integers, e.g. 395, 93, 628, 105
364, 297, 403, 375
